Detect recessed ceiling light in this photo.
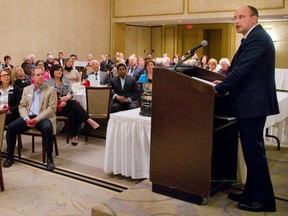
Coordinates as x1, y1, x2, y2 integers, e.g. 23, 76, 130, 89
161, 23, 165, 26
284, 15, 288, 18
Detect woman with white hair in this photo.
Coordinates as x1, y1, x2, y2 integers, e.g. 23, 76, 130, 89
218, 58, 230, 76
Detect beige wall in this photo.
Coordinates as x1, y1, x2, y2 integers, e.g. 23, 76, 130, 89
0, 0, 111, 66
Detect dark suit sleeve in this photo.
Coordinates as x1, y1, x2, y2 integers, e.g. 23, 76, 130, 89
215, 32, 268, 95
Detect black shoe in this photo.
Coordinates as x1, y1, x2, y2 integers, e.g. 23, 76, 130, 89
3, 157, 15, 168
237, 201, 276, 212
228, 192, 248, 202
46, 157, 55, 171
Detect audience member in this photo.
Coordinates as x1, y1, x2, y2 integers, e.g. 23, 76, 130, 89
63, 58, 81, 83
58, 52, 65, 67
14, 66, 31, 92
208, 58, 218, 72
44, 55, 54, 72
2, 55, 14, 70
86, 60, 110, 86
138, 59, 155, 92
0, 68, 21, 125
29, 54, 36, 69
3, 66, 57, 170
137, 56, 145, 68
127, 55, 144, 81
111, 59, 125, 77
21, 62, 32, 77
200, 55, 209, 69
108, 63, 140, 113
36, 60, 50, 80
171, 54, 180, 65
86, 54, 94, 66
53, 58, 60, 65
100, 54, 112, 71
218, 58, 230, 76
47, 65, 100, 146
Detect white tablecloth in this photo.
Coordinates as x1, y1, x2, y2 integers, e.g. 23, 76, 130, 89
275, 68, 288, 91
71, 83, 86, 110
265, 91, 288, 144
104, 108, 151, 179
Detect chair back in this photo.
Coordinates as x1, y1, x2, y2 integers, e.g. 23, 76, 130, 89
85, 86, 112, 120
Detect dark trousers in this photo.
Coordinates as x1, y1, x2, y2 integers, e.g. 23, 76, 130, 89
110, 100, 139, 113
57, 99, 89, 137
237, 117, 275, 204
6, 117, 53, 158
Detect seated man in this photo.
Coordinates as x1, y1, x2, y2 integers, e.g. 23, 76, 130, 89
3, 66, 57, 170
86, 60, 110, 86
108, 63, 140, 113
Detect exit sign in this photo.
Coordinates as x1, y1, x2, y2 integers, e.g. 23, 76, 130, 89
186, 24, 193, 29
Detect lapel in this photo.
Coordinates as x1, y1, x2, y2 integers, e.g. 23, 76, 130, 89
39, 84, 46, 109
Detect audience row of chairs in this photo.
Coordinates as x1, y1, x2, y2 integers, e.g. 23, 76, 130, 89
0, 87, 113, 191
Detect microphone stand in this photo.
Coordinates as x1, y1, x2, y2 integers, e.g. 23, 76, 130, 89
173, 52, 195, 71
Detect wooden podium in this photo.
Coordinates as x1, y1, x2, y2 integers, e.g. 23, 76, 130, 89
150, 66, 238, 204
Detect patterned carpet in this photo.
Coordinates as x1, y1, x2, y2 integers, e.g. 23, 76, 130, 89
0, 135, 287, 216
92, 145, 288, 216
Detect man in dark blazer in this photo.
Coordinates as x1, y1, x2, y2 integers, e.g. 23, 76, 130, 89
127, 55, 144, 81
57, 52, 65, 67
108, 63, 139, 113
214, 6, 279, 212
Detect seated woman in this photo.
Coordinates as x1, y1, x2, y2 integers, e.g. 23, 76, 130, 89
35, 60, 50, 80
138, 59, 155, 92
14, 66, 31, 92
63, 57, 81, 84
47, 65, 99, 146
0, 68, 21, 125
208, 58, 218, 73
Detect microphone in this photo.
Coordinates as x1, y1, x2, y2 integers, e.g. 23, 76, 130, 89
184, 40, 208, 55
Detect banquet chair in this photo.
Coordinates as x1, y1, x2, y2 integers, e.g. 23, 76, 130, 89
17, 129, 59, 163
0, 109, 7, 191
85, 86, 112, 141
56, 116, 70, 143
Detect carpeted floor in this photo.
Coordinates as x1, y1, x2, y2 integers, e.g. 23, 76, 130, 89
1, 133, 288, 216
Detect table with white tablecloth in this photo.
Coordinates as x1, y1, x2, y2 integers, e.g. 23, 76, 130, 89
275, 68, 288, 91
104, 108, 151, 179
265, 91, 288, 145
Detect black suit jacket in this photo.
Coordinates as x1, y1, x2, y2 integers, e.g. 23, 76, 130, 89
109, 75, 139, 102
215, 24, 279, 119
127, 66, 144, 81
4, 85, 21, 124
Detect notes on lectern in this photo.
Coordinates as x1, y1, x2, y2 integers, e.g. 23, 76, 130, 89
191, 76, 216, 87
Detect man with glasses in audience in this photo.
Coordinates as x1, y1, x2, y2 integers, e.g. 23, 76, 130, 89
85, 60, 110, 86
213, 5, 279, 212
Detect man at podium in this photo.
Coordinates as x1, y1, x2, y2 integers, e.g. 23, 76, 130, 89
213, 5, 279, 212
